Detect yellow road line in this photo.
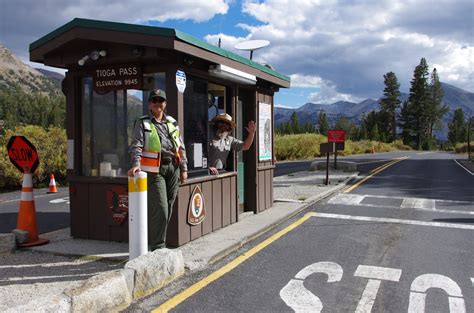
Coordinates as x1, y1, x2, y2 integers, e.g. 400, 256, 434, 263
153, 213, 313, 313
368, 156, 407, 174
344, 156, 410, 193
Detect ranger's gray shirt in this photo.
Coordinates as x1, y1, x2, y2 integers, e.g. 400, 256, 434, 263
129, 114, 188, 172
209, 133, 244, 169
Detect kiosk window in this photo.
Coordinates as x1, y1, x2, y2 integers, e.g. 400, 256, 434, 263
183, 77, 228, 177
81, 73, 165, 177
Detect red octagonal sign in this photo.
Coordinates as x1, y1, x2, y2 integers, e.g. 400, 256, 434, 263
7, 136, 39, 173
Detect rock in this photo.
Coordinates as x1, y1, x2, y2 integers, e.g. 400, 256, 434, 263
12, 229, 29, 244
125, 248, 185, 299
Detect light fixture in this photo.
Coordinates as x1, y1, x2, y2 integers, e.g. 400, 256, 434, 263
208, 64, 257, 85
78, 50, 107, 66
78, 55, 89, 66
131, 47, 143, 57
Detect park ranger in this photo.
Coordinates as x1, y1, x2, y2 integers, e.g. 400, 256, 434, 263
128, 89, 187, 250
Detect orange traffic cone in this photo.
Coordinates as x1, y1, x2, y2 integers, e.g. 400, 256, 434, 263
16, 173, 49, 247
47, 173, 58, 193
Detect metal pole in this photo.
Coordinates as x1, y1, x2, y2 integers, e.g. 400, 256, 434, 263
334, 149, 338, 170
326, 152, 330, 185
468, 117, 472, 161
128, 171, 148, 260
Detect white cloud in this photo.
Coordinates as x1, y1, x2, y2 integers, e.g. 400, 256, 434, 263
0, 0, 228, 59
288, 74, 361, 104
228, 0, 474, 99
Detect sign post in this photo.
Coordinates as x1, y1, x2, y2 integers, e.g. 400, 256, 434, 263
320, 142, 336, 185
7, 136, 49, 247
328, 130, 346, 170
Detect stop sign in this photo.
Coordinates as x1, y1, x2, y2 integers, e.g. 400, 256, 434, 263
7, 136, 39, 173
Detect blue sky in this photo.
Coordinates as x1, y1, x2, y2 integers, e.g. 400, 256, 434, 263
1, 0, 473, 108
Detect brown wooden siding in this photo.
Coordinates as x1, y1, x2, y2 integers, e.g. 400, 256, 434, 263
70, 183, 89, 238
166, 174, 237, 247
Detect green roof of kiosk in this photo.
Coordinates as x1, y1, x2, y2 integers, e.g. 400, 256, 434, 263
30, 18, 290, 83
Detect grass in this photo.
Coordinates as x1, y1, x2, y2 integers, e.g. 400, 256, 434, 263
275, 133, 411, 161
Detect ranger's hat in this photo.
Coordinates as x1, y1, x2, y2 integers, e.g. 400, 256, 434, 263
148, 89, 167, 101
211, 113, 236, 128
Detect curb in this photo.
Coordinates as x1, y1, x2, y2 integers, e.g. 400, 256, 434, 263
8, 249, 185, 312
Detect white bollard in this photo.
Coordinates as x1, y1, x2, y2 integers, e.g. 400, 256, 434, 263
128, 171, 148, 260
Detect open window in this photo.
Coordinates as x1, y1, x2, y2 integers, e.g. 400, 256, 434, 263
183, 76, 231, 177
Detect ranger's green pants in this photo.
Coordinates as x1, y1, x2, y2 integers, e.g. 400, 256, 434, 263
147, 164, 180, 250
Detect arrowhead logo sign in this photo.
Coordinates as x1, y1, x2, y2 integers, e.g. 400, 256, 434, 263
7, 136, 39, 173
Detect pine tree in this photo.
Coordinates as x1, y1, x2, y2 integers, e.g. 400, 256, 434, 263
408, 58, 430, 150
334, 116, 351, 135
318, 111, 329, 136
370, 124, 380, 141
427, 68, 448, 139
399, 100, 416, 146
290, 112, 299, 134
380, 72, 401, 142
448, 108, 467, 145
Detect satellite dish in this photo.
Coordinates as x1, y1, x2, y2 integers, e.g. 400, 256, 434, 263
235, 40, 270, 60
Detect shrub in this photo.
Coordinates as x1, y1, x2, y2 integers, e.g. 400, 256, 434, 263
0, 125, 66, 190
275, 135, 412, 160
454, 142, 474, 154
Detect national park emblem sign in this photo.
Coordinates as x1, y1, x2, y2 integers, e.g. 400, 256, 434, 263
187, 185, 206, 225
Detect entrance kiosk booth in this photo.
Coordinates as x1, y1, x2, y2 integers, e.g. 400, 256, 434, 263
30, 18, 290, 247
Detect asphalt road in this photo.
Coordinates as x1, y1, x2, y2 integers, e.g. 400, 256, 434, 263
0, 188, 69, 234
132, 151, 474, 312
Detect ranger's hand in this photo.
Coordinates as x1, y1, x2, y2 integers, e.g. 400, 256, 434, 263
128, 166, 140, 177
245, 120, 256, 134
180, 171, 188, 183
209, 167, 219, 175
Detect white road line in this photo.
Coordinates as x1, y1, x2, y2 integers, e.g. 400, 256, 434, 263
354, 265, 402, 313
49, 197, 69, 204
354, 265, 401, 282
329, 194, 474, 215
309, 212, 474, 230
353, 194, 473, 205
355, 279, 381, 313
401, 198, 436, 210
453, 159, 474, 175
328, 194, 365, 205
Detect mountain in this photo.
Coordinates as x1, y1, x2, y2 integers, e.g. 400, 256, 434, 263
275, 83, 474, 140
35, 68, 64, 84
0, 44, 61, 95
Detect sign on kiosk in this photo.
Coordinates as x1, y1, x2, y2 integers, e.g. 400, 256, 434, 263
7, 136, 39, 173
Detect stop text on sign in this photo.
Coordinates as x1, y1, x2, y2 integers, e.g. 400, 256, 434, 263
328, 130, 345, 143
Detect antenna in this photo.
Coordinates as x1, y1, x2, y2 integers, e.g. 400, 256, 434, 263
235, 40, 270, 60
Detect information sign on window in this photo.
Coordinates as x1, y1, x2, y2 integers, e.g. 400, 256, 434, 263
258, 102, 272, 161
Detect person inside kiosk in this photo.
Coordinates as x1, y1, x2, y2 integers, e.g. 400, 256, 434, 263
208, 113, 256, 175
128, 89, 188, 250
